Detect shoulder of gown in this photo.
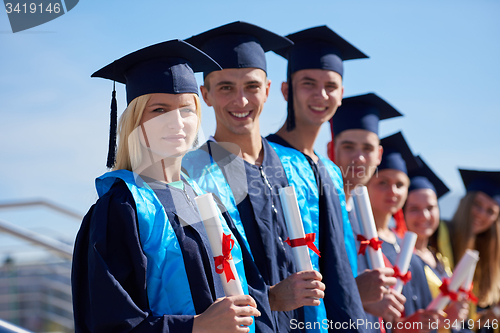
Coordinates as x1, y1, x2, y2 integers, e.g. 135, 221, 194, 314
71, 180, 194, 333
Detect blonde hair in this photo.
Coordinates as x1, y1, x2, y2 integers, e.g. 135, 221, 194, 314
449, 192, 500, 307
113, 93, 202, 171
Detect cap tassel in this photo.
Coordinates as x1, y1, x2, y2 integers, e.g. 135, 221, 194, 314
106, 82, 118, 169
286, 77, 296, 131
393, 208, 407, 238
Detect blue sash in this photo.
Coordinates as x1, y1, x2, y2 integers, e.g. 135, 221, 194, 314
96, 170, 252, 332
182, 148, 253, 259
268, 142, 329, 333
316, 155, 358, 277
185, 144, 327, 332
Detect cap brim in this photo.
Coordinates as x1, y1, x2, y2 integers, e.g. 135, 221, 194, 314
91, 39, 221, 83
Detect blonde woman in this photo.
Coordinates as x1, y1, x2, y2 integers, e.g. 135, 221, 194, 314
71, 40, 267, 333
404, 156, 469, 332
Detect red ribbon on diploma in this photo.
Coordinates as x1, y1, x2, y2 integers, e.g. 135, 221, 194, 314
284, 233, 321, 257
214, 233, 236, 283
459, 283, 478, 304
393, 266, 412, 284
357, 235, 383, 255
439, 278, 459, 301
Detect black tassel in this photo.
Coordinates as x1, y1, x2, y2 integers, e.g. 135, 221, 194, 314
286, 75, 295, 131
106, 82, 117, 168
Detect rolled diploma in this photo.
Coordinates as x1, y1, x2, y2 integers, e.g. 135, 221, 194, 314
351, 186, 385, 270
393, 232, 418, 293
427, 249, 479, 311
195, 193, 244, 296
460, 265, 476, 299
278, 186, 313, 272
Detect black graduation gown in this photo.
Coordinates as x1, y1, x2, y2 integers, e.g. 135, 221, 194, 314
71, 180, 225, 333
198, 138, 303, 332
267, 134, 368, 333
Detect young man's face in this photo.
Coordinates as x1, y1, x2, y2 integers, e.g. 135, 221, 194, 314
334, 129, 383, 194
201, 68, 270, 137
282, 69, 344, 128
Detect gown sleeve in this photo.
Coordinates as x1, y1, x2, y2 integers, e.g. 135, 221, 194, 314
71, 181, 194, 333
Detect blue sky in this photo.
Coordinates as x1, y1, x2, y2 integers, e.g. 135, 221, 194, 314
1, 0, 499, 237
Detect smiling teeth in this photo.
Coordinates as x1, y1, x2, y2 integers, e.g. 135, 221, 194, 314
310, 106, 327, 111
230, 111, 250, 118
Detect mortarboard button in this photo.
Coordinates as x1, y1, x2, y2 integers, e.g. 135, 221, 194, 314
379, 132, 419, 175
459, 169, 500, 205
330, 93, 403, 137
275, 25, 368, 131
185, 21, 293, 78
408, 156, 450, 199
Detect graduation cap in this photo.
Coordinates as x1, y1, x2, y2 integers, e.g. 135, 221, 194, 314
459, 169, 500, 205
378, 132, 419, 175
408, 156, 450, 199
275, 26, 368, 131
185, 21, 293, 78
330, 93, 403, 138
92, 39, 221, 168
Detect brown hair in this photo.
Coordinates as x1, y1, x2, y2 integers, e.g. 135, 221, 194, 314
448, 192, 500, 307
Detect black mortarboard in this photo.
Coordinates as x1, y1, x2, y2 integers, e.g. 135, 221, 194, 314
276, 25, 368, 77
378, 132, 419, 175
459, 169, 500, 205
275, 26, 368, 131
330, 93, 403, 137
408, 156, 450, 199
185, 21, 293, 78
92, 39, 221, 168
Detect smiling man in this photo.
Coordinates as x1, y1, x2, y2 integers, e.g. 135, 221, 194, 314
182, 22, 327, 332
266, 25, 377, 333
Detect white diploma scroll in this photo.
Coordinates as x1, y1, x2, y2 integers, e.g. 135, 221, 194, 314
427, 249, 480, 311
195, 193, 244, 297
459, 265, 477, 300
278, 185, 314, 272
393, 232, 418, 293
351, 186, 385, 270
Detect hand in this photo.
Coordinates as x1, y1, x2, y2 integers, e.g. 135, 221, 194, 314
394, 309, 445, 333
363, 288, 406, 322
268, 270, 325, 311
444, 300, 469, 324
192, 295, 261, 333
356, 268, 398, 304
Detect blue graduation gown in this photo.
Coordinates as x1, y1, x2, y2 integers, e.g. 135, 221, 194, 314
72, 178, 274, 332
266, 134, 368, 333
183, 138, 304, 332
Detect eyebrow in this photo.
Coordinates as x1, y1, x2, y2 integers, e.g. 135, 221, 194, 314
299, 76, 317, 82
147, 102, 194, 109
245, 80, 263, 85
215, 81, 235, 87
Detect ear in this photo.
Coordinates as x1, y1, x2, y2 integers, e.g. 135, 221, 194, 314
264, 79, 271, 100
377, 144, 383, 165
281, 81, 289, 101
200, 85, 212, 107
